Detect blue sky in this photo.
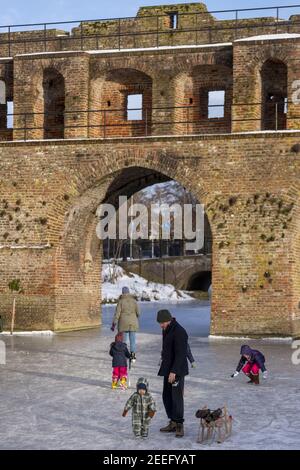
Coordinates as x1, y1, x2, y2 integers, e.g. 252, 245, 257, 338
0, 1, 297, 27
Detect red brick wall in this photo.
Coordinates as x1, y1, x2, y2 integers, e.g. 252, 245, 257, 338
0, 133, 300, 336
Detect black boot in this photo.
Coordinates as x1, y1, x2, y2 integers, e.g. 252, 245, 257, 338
247, 372, 259, 385
175, 423, 184, 438
160, 420, 176, 432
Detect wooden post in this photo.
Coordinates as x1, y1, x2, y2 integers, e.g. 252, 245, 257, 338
10, 297, 16, 335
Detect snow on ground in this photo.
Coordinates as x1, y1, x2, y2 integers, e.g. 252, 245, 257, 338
235, 33, 300, 42
0, 323, 299, 450
102, 263, 194, 303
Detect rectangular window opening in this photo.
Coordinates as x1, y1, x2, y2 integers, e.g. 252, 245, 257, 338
127, 94, 143, 121
208, 90, 225, 119
0, 81, 5, 105
169, 12, 178, 29
7, 101, 13, 129
284, 96, 288, 114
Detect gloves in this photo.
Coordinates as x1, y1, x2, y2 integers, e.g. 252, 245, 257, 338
191, 362, 196, 369
262, 371, 268, 379
111, 323, 115, 332
231, 371, 239, 378
147, 410, 155, 419
122, 410, 127, 417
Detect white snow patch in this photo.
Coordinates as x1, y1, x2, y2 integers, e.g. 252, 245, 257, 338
15, 42, 233, 59
88, 42, 232, 54
0, 243, 51, 250
209, 335, 252, 341
235, 33, 300, 43
102, 262, 193, 303
0, 330, 54, 336
209, 335, 293, 343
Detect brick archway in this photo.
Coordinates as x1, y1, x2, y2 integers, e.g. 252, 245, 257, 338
53, 156, 209, 331
0, 134, 299, 337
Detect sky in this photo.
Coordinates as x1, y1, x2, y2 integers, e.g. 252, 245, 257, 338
0, 0, 298, 27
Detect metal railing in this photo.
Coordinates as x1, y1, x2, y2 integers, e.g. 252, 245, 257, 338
0, 4, 300, 56
103, 238, 213, 260
0, 101, 296, 141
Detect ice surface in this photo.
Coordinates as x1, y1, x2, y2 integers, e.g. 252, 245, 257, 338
0, 300, 299, 450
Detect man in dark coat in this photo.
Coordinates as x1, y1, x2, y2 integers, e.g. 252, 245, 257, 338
157, 309, 188, 438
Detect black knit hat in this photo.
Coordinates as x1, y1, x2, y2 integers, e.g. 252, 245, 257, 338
157, 309, 173, 323
137, 383, 147, 391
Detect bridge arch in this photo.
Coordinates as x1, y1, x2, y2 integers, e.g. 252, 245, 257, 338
53, 155, 213, 331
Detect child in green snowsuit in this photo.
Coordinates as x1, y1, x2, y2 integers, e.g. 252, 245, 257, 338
122, 377, 156, 438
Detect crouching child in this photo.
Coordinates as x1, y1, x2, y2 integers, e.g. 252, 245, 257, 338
122, 377, 156, 438
231, 344, 268, 385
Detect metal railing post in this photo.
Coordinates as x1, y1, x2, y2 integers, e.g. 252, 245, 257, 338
118, 18, 121, 50
24, 113, 27, 141
44, 23, 47, 52
145, 108, 148, 136
235, 10, 238, 40
80, 22, 83, 50
275, 102, 278, 131
156, 15, 159, 48
276, 7, 279, 34
186, 107, 189, 134
8, 26, 11, 57
103, 110, 106, 139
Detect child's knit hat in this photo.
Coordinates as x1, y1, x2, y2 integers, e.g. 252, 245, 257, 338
115, 332, 123, 342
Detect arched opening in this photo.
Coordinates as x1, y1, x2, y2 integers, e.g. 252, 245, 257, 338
55, 164, 212, 336
261, 59, 287, 131
186, 270, 212, 292
43, 68, 65, 139
173, 64, 232, 135
99, 167, 212, 336
89, 68, 152, 138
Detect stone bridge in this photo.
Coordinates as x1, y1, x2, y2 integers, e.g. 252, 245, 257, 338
118, 255, 212, 291
0, 132, 300, 337
1, 3, 300, 337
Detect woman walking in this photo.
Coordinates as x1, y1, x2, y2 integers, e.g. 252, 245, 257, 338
111, 286, 140, 362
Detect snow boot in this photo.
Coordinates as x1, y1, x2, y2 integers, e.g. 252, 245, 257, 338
120, 377, 128, 390
160, 420, 177, 432
112, 380, 118, 389
252, 373, 260, 385
247, 372, 259, 385
175, 423, 184, 438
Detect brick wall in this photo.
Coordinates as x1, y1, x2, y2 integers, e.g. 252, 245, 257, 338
0, 133, 300, 337
2, 3, 300, 56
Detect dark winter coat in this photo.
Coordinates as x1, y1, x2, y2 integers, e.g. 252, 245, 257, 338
236, 345, 266, 373
109, 341, 131, 367
158, 318, 189, 377
187, 343, 195, 364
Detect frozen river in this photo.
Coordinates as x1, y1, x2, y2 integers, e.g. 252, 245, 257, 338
102, 299, 211, 336
0, 300, 299, 450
